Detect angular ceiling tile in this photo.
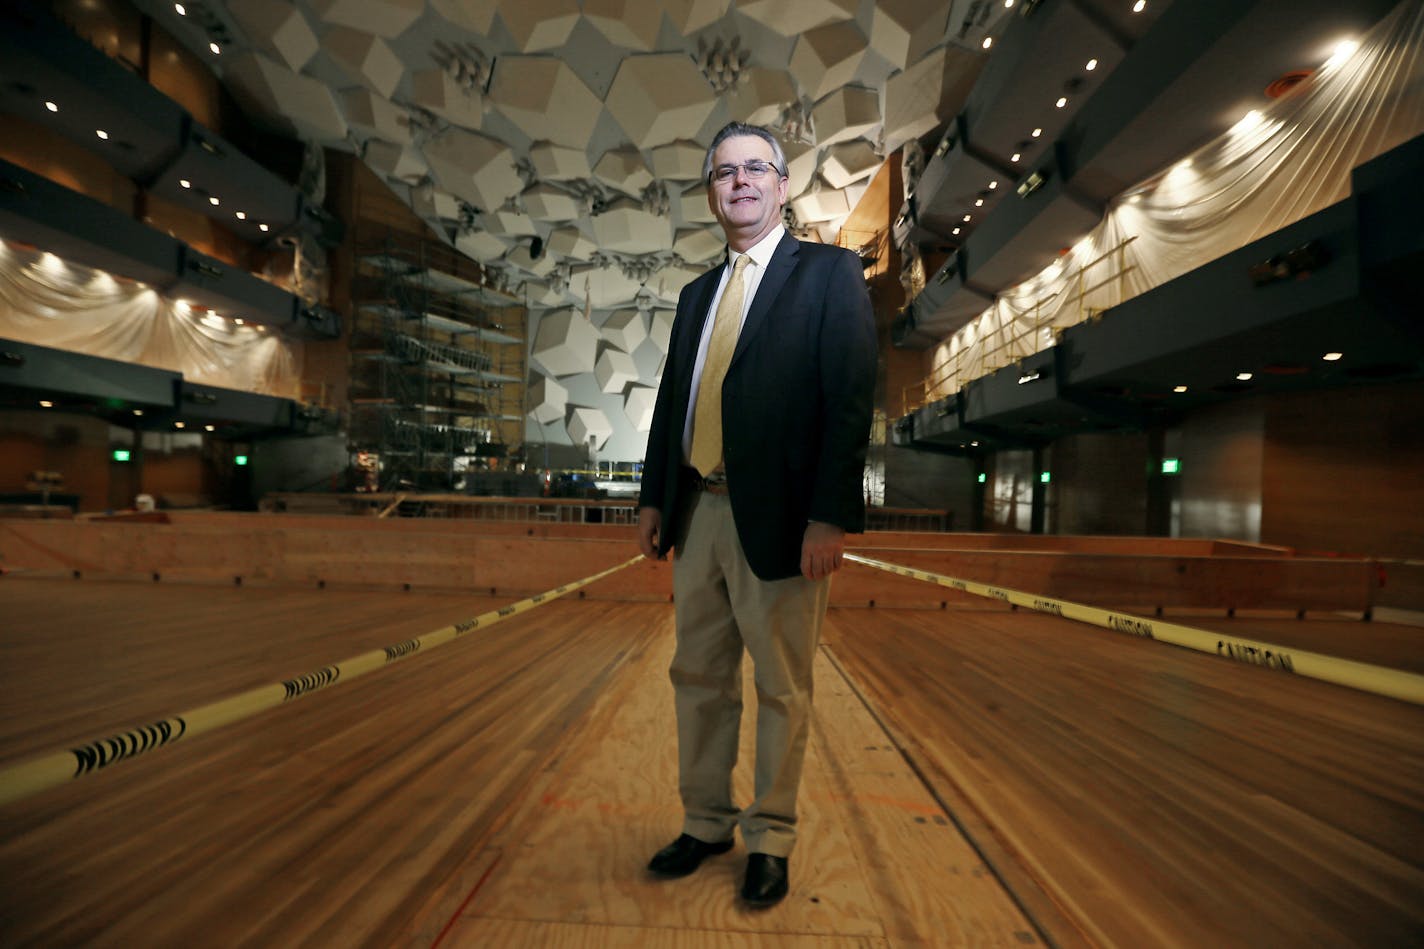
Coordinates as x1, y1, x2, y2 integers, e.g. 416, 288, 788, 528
532, 307, 601, 376
423, 128, 522, 212
600, 309, 648, 352
821, 140, 881, 189
323, 27, 404, 100
648, 309, 674, 353
789, 21, 869, 103
429, 0, 498, 34
812, 85, 881, 147
870, 0, 952, 71
488, 56, 603, 150
595, 348, 639, 393
342, 89, 410, 144
624, 385, 657, 432
665, 0, 731, 34
725, 67, 797, 127
735, 0, 856, 35
677, 185, 716, 224
409, 68, 484, 130
673, 227, 725, 262
497, 0, 581, 53
311, 0, 422, 39
547, 227, 598, 261
224, 52, 348, 142
605, 53, 719, 150
583, 0, 663, 51
594, 147, 654, 195
883, 44, 984, 154
567, 406, 613, 449
365, 139, 427, 182
590, 197, 672, 255
455, 229, 511, 262
528, 373, 568, 423
521, 183, 582, 221
650, 140, 707, 182
530, 143, 593, 181
228, 0, 318, 73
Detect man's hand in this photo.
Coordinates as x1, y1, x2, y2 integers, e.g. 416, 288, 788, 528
638, 506, 665, 560
800, 521, 845, 581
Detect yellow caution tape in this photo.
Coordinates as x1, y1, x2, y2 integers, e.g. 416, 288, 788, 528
0, 555, 646, 807
845, 552, 1424, 707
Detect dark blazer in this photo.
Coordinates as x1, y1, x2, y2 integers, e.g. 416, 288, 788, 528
640, 231, 878, 581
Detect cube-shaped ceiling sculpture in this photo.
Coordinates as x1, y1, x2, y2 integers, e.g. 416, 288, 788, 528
673, 227, 724, 263
410, 68, 483, 130
488, 57, 603, 150
521, 183, 581, 222
678, 186, 716, 224
527, 373, 568, 424
455, 229, 509, 263
788, 21, 869, 103
583, 0, 662, 51
726, 68, 797, 127
784, 139, 819, 198
548, 227, 598, 261
424, 128, 521, 212
624, 385, 657, 432
648, 309, 674, 353
532, 308, 600, 376
651, 140, 706, 182
486, 209, 538, 236
228, 0, 318, 73
508, 242, 556, 277
594, 147, 654, 195
429, 0, 497, 34
871, 0, 952, 71
497, 0, 581, 53
821, 140, 881, 190
224, 52, 348, 142
530, 143, 592, 181
311, 0, 421, 38
365, 140, 426, 182
647, 261, 707, 303
567, 407, 614, 450
735, 0, 856, 35
323, 27, 403, 99
590, 196, 671, 254
412, 181, 461, 220
605, 53, 718, 150
600, 309, 647, 353
812, 85, 881, 147
665, 0, 731, 34
595, 348, 639, 393
883, 44, 984, 154
578, 264, 643, 309
792, 187, 851, 223
342, 89, 409, 144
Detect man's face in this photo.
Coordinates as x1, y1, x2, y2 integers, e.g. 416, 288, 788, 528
706, 134, 789, 250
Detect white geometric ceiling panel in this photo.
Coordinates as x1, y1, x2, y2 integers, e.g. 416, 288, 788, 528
342, 89, 409, 144
455, 229, 510, 262
605, 53, 719, 150
665, 0, 731, 34
677, 185, 716, 224
412, 181, 460, 220
532, 308, 600, 377
594, 147, 654, 195
673, 227, 724, 262
487, 57, 603, 150
792, 187, 851, 223
547, 227, 598, 261
735, 0, 856, 35
595, 348, 639, 393
409, 68, 484, 130
647, 261, 707, 303
423, 128, 521, 212
812, 85, 881, 148
784, 139, 819, 198
530, 143, 592, 181
590, 197, 672, 255
227, 0, 318, 73
624, 385, 657, 432
521, 183, 582, 222
870, 0, 953, 72
528, 374, 568, 424
883, 44, 986, 155
649, 309, 674, 353
527, 281, 572, 308
725, 68, 797, 127
821, 140, 882, 190
428, 0, 498, 34
600, 310, 647, 353
788, 21, 869, 103
567, 406, 613, 450
310, 0, 421, 38
583, 0, 662, 52
486, 209, 539, 236
508, 242, 557, 277
223, 52, 347, 142
322, 27, 403, 99
578, 265, 643, 309
650, 141, 705, 182
497, 0, 581, 53
364, 140, 426, 182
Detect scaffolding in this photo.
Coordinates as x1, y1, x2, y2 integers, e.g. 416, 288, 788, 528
349, 230, 527, 491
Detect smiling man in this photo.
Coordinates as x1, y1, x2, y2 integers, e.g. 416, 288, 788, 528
637, 122, 877, 908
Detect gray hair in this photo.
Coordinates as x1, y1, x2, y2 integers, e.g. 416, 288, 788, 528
702, 122, 788, 182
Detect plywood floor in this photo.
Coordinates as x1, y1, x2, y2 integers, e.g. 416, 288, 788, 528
1, 577, 1421, 947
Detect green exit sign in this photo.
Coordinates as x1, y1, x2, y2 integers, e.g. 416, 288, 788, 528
1162, 458, 1181, 474
112, 449, 131, 462
234, 455, 249, 466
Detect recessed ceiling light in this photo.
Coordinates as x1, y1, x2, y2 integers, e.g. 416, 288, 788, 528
1323, 352, 1343, 361
1004, 0, 1014, 7
235, 211, 246, 220
988, 180, 998, 190
234, 318, 245, 325
1086, 58, 1098, 71
39, 400, 54, 408
134, 409, 144, 416
1055, 96, 1068, 108
95, 129, 109, 140
209, 196, 220, 205
258, 224, 270, 232
44, 101, 58, 112
963, 214, 972, 222
204, 424, 215, 432
1173, 385, 1188, 393
1032, 128, 1042, 138
952, 227, 961, 235
209, 42, 221, 55
1132, 0, 1146, 12
974, 198, 984, 206
179, 178, 191, 189
174, 2, 186, 14
175, 421, 186, 429
1010, 152, 1021, 162
982, 37, 993, 49
1236, 372, 1253, 381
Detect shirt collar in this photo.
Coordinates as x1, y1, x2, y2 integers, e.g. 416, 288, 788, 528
729, 223, 784, 272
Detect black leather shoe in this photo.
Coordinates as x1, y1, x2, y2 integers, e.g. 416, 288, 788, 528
740, 853, 789, 907
647, 834, 735, 877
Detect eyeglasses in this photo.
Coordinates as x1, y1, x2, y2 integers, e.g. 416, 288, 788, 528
710, 160, 782, 184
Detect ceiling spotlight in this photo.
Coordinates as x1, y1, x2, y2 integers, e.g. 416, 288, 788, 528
1055, 96, 1068, 108
180, 179, 191, 189
952, 227, 962, 235
235, 211, 246, 220
45, 101, 58, 112
982, 37, 993, 49
174, 2, 186, 13
1236, 372, 1253, 381
234, 318, 245, 325
258, 224, 270, 232
1132, 0, 1146, 12
1086, 58, 1099, 71
1018, 370, 1041, 385
1011, 152, 1021, 162
989, 180, 998, 190
1323, 352, 1343, 361
963, 214, 972, 222
134, 409, 145, 416
39, 400, 54, 408
1004, 0, 1014, 7
175, 421, 186, 429
1173, 385, 1188, 393
209, 196, 220, 205
95, 129, 109, 140
974, 198, 984, 207
1032, 128, 1042, 138
204, 424, 215, 432
209, 42, 221, 55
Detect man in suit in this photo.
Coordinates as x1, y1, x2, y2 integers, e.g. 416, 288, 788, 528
637, 121, 877, 907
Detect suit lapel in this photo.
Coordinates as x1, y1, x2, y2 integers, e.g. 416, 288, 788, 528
732, 232, 799, 365
674, 265, 723, 409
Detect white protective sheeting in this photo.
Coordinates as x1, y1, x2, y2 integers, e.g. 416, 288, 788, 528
0, 240, 301, 398
928, 1, 1424, 399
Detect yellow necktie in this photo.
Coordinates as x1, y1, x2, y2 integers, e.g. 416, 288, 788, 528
690, 254, 751, 477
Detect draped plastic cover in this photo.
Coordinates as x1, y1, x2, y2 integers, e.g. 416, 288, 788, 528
928, 1, 1424, 399
0, 240, 300, 398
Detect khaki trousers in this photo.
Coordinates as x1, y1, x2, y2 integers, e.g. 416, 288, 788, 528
670, 490, 829, 857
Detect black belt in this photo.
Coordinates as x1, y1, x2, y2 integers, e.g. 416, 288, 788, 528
683, 466, 729, 495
